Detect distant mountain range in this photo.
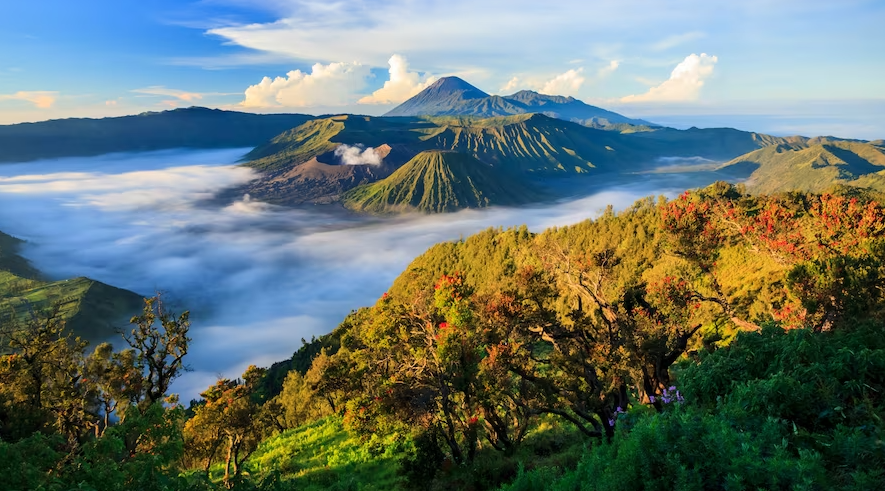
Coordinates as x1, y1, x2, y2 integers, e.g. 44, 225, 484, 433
385, 76, 653, 127
0, 107, 312, 162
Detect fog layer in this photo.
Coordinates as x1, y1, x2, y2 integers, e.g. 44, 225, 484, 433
0, 149, 722, 398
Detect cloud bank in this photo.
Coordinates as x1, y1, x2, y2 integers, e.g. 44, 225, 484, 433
621, 53, 718, 102
242, 61, 371, 108
0, 91, 58, 108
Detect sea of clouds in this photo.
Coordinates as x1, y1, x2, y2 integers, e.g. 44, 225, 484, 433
0, 148, 722, 398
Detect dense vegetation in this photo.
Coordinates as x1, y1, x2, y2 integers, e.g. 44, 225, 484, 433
0, 107, 312, 163
4, 182, 885, 490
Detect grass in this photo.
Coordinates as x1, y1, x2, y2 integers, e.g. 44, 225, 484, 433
244, 416, 409, 490
237, 413, 590, 491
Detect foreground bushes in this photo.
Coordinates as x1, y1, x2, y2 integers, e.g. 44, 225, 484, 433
498, 323, 885, 491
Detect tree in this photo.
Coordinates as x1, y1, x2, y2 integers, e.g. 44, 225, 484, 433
124, 295, 191, 407
185, 365, 268, 488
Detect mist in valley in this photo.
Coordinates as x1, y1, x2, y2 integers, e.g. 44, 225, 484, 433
0, 148, 726, 398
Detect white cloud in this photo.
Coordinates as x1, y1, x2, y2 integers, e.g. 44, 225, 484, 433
621, 53, 718, 103
540, 68, 586, 96
242, 61, 370, 108
333, 144, 382, 166
500, 77, 522, 93
132, 86, 204, 102
652, 31, 706, 51
357, 55, 436, 105
0, 91, 58, 108
597, 60, 620, 78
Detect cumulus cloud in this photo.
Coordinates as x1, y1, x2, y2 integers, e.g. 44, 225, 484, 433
132, 86, 204, 102
0, 91, 58, 108
500, 77, 522, 93
540, 68, 586, 96
621, 53, 718, 103
358, 55, 436, 105
597, 60, 620, 78
241, 61, 370, 108
334, 144, 382, 166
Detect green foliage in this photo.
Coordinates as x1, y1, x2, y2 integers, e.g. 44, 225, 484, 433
497, 321, 885, 491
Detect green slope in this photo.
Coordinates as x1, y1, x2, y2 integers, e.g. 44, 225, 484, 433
720, 140, 885, 194
0, 230, 143, 342
342, 150, 541, 213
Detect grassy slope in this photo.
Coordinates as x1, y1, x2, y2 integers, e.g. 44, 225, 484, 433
0, 230, 143, 342
342, 150, 542, 213
721, 140, 885, 194
245, 415, 587, 491
245, 416, 408, 490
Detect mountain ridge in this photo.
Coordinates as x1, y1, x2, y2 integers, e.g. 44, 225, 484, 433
384, 76, 653, 127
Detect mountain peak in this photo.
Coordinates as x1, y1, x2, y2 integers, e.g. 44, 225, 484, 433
422, 76, 490, 100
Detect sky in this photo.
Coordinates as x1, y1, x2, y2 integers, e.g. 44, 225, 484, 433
1, 0, 883, 138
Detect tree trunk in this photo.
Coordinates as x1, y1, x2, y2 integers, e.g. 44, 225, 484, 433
223, 436, 234, 488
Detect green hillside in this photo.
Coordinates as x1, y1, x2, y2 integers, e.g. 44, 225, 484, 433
342, 150, 541, 213
0, 230, 143, 342
720, 140, 885, 194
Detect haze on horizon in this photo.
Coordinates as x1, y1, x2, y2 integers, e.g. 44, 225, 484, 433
1, 0, 883, 139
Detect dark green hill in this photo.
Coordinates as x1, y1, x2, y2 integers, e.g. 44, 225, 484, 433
0, 107, 313, 163
719, 140, 885, 194
0, 230, 143, 343
342, 150, 540, 213
384, 76, 651, 127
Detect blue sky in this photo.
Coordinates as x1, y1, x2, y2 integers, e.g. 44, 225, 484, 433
1, 0, 883, 138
